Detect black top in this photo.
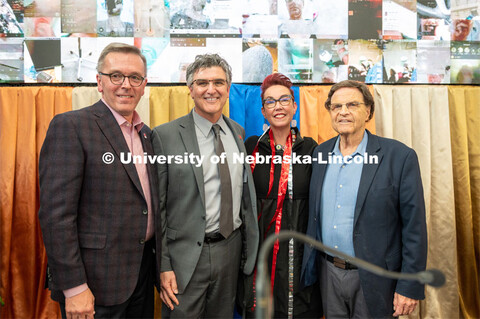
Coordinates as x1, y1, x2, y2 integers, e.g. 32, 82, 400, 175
239, 128, 321, 318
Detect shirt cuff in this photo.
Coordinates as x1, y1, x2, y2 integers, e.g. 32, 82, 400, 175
63, 283, 88, 298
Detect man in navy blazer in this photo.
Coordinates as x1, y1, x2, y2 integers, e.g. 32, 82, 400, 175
302, 80, 427, 318
39, 43, 160, 318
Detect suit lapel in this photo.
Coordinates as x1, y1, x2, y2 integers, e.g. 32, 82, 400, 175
140, 126, 158, 211
179, 112, 206, 207
353, 131, 383, 226
93, 101, 144, 198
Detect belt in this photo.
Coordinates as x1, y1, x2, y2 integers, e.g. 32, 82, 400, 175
204, 232, 225, 244
325, 254, 358, 270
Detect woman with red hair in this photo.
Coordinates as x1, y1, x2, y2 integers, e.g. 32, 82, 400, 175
237, 73, 321, 318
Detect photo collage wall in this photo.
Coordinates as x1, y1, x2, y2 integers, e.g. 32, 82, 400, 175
0, 0, 479, 84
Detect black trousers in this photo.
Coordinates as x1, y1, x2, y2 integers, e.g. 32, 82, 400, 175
60, 240, 155, 319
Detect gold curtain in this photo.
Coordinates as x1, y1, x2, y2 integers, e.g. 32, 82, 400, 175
448, 86, 480, 319
149, 86, 229, 127
0, 86, 72, 319
71, 87, 151, 126
299, 85, 376, 143
374, 85, 459, 319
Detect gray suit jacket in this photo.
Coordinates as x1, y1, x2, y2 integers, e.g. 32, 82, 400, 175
151, 111, 259, 293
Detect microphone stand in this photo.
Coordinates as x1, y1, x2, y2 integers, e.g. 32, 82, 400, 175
255, 230, 444, 319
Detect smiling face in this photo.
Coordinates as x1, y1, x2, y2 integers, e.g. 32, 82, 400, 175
96, 52, 147, 122
189, 66, 230, 123
329, 87, 370, 140
261, 85, 297, 130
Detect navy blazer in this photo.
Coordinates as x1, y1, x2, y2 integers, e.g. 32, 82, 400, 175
301, 130, 427, 318
39, 101, 161, 306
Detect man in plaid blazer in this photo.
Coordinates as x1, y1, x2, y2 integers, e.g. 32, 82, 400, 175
38, 43, 160, 318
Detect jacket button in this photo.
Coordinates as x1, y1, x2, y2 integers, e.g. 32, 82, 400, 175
139, 239, 145, 245
142, 209, 148, 215
197, 241, 202, 246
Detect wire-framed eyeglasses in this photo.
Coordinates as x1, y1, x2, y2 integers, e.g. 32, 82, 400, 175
329, 102, 365, 112
98, 72, 145, 87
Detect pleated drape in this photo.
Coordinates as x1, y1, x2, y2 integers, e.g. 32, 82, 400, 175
149, 86, 229, 127
0, 86, 72, 319
299, 85, 376, 143
374, 85, 459, 319
447, 86, 480, 319
71, 87, 151, 126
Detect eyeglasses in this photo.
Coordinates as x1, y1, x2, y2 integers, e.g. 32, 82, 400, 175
192, 79, 227, 88
329, 101, 365, 112
263, 95, 293, 109
99, 72, 145, 87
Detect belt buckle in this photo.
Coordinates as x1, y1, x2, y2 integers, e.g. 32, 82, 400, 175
333, 257, 347, 270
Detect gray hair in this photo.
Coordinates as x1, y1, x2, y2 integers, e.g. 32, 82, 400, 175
325, 80, 375, 121
186, 53, 232, 87
97, 42, 147, 76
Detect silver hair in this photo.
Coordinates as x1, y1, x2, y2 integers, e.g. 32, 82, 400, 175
186, 53, 232, 87
97, 42, 147, 76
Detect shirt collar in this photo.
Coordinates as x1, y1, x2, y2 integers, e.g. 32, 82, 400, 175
103, 98, 144, 132
333, 130, 369, 157
192, 109, 228, 137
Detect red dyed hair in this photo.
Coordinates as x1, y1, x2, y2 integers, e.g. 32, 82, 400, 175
260, 73, 294, 102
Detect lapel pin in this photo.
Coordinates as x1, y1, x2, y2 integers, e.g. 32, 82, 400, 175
144, 133, 147, 139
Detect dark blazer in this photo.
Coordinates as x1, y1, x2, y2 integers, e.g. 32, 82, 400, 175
301, 130, 427, 318
38, 100, 161, 306
151, 111, 259, 294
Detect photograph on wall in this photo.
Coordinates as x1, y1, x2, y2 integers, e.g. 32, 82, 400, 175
383, 40, 417, 83
450, 41, 480, 84
170, 0, 241, 37
0, 38, 23, 82
311, 0, 347, 39
241, 0, 280, 38
61, 37, 98, 83
348, 0, 382, 40
1, 0, 23, 36
417, 0, 450, 39
242, 38, 277, 82
382, 0, 417, 40
134, 0, 169, 37
416, 39, 450, 83
277, 0, 322, 38
24, 0, 60, 17
23, 17, 60, 37
24, 38, 61, 83
348, 39, 383, 83
312, 39, 349, 83
451, 17, 480, 41
278, 38, 314, 82
97, 0, 134, 37
450, 0, 479, 19
137, 37, 169, 81
61, 0, 97, 35
140, 37, 242, 83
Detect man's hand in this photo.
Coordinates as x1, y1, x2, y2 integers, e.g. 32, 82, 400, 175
393, 292, 419, 317
160, 271, 179, 310
65, 288, 95, 319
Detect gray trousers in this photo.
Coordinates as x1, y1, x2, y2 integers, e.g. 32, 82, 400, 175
162, 229, 242, 319
317, 254, 371, 319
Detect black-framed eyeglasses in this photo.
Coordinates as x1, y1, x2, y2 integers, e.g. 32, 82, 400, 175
192, 79, 227, 88
263, 95, 293, 109
99, 72, 145, 87
330, 101, 365, 112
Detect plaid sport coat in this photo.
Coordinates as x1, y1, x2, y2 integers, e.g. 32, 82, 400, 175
38, 100, 160, 306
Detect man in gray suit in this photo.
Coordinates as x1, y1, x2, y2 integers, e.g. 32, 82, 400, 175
151, 53, 259, 318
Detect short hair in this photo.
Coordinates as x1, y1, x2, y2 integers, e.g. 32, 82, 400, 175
186, 53, 232, 87
325, 80, 374, 121
260, 73, 294, 102
97, 42, 147, 76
